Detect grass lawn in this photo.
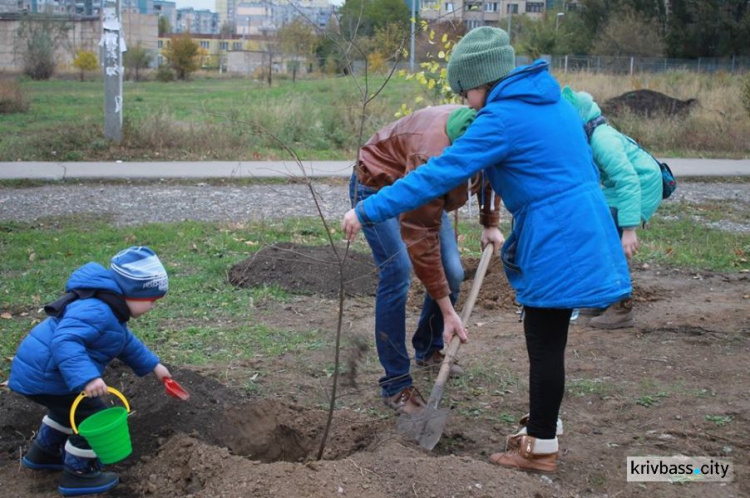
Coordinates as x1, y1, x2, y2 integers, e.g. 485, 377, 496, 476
0, 76, 421, 162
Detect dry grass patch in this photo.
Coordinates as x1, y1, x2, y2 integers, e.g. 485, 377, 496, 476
0, 80, 29, 114
556, 71, 750, 157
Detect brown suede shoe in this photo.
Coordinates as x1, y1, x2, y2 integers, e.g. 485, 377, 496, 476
415, 351, 464, 377
490, 435, 558, 474
383, 386, 426, 416
589, 299, 635, 330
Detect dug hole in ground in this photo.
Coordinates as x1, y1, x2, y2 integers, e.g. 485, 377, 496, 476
1, 244, 748, 497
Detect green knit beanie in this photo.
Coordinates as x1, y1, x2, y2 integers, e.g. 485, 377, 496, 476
445, 106, 477, 143
447, 27, 516, 95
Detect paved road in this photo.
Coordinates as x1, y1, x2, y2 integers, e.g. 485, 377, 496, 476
1, 158, 749, 180
1, 178, 748, 232
0, 161, 355, 180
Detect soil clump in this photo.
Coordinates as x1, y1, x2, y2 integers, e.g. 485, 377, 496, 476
602, 89, 698, 118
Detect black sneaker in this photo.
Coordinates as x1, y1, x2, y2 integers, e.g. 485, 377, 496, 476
22, 441, 63, 471
58, 469, 119, 496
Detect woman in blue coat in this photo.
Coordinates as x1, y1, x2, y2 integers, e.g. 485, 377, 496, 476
9, 246, 172, 496
342, 27, 630, 473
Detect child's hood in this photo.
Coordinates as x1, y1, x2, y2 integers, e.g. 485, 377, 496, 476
66, 262, 124, 295
561, 86, 602, 123
487, 59, 561, 106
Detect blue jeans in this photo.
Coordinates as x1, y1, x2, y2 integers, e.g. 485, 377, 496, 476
350, 175, 464, 397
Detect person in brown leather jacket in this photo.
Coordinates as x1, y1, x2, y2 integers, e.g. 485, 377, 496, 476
350, 104, 504, 414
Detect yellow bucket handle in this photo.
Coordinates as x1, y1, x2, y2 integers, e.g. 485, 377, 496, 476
69, 387, 130, 434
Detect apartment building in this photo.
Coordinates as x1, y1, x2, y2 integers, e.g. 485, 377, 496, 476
154, 0, 176, 31
175, 7, 219, 34
419, 0, 546, 28
235, 0, 334, 36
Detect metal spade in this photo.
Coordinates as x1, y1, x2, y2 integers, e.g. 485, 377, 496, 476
398, 244, 495, 450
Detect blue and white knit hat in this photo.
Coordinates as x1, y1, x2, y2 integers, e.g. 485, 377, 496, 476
109, 246, 168, 300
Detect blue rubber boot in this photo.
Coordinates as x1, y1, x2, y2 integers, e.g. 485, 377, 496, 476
22, 416, 69, 471
58, 440, 118, 496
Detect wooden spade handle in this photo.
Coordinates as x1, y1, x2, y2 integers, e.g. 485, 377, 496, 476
427, 244, 495, 408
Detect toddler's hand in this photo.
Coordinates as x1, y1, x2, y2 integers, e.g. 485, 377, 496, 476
153, 363, 171, 381
84, 378, 108, 397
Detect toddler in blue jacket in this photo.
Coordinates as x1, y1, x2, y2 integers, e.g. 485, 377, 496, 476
9, 246, 172, 496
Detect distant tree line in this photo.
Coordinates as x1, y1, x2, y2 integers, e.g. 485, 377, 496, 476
329, 0, 750, 61
566, 0, 750, 57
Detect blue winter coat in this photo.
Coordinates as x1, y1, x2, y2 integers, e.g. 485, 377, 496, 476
9, 263, 159, 395
356, 60, 631, 309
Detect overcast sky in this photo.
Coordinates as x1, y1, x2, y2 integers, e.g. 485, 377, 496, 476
177, 0, 214, 10
175, 0, 342, 12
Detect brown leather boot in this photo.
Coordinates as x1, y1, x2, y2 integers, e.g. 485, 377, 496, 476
383, 386, 426, 415
589, 298, 634, 329
490, 434, 558, 473
415, 350, 464, 377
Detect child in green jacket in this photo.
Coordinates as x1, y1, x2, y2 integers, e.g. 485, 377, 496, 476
562, 87, 663, 329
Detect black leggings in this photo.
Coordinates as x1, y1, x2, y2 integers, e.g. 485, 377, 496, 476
523, 306, 571, 440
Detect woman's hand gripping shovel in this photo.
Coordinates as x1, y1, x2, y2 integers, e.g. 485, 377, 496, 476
397, 244, 494, 450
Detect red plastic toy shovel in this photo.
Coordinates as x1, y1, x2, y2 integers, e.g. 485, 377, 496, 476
163, 378, 190, 401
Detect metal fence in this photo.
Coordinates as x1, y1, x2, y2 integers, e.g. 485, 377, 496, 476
546, 55, 750, 75
358, 56, 750, 76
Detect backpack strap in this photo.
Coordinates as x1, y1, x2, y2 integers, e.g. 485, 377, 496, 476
584, 116, 607, 141
43, 289, 131, 323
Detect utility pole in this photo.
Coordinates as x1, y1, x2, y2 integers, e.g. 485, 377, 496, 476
101, 0, 124, 142
409, 0, 416, 72
507, 12, 511, 41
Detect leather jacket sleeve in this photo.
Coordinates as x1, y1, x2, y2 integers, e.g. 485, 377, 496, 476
400, 197, 451, 300
478, 176, 502, 227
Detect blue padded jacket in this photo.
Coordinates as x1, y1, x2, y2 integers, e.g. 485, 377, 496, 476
9, 262, 159, 395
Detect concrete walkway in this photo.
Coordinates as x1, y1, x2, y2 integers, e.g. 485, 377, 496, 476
1, 158, 749, 180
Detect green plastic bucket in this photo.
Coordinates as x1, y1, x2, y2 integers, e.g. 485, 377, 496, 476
70, 387, 133, 465
77, 407, 132, 464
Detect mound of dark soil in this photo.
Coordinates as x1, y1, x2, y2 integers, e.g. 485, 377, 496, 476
0, 364, 390, 496
0, 365, 241, 465
228, 243, 378, 297
229, 245, 666, 312
602, 89, 697, 118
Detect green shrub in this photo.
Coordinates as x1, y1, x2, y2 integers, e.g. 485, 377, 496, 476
23, 30, 55, 80
156, 66, 175, 82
